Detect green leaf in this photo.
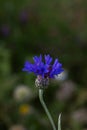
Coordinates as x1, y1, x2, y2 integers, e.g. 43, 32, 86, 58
58, 113, 61, 130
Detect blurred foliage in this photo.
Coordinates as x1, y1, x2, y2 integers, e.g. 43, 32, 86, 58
0, 0, 87, 130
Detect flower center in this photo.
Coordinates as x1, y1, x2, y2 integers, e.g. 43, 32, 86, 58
44, 65, 52, 78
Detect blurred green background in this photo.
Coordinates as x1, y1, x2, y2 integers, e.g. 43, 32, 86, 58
0, 0, 87, 130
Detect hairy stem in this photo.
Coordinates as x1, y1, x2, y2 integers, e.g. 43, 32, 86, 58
39, 89, 56, 130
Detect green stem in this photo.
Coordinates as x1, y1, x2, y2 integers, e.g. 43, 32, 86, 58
39, 89, 56, 130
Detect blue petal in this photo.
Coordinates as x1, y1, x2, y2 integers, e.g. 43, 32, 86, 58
53, 59, 58, 68
33, 54, 42, 64
45, 54, 52, 64
22, 61, 34, 72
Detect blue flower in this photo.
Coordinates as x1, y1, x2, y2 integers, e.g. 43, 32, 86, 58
22, 54, 64, 78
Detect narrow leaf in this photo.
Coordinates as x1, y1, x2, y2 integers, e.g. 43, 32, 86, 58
58, 113, 61, 130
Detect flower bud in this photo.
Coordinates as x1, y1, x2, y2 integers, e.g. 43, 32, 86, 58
35, 75, 49, 89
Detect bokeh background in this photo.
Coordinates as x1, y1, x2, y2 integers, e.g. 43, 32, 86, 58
0, 0, 87, 130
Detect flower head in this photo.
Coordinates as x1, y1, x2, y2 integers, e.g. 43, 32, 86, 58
19, 104, 31, 115
9, 125, 26, 130
23, 54, 63, 78
22, 54, 64, 88
13, 85, 32, 101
